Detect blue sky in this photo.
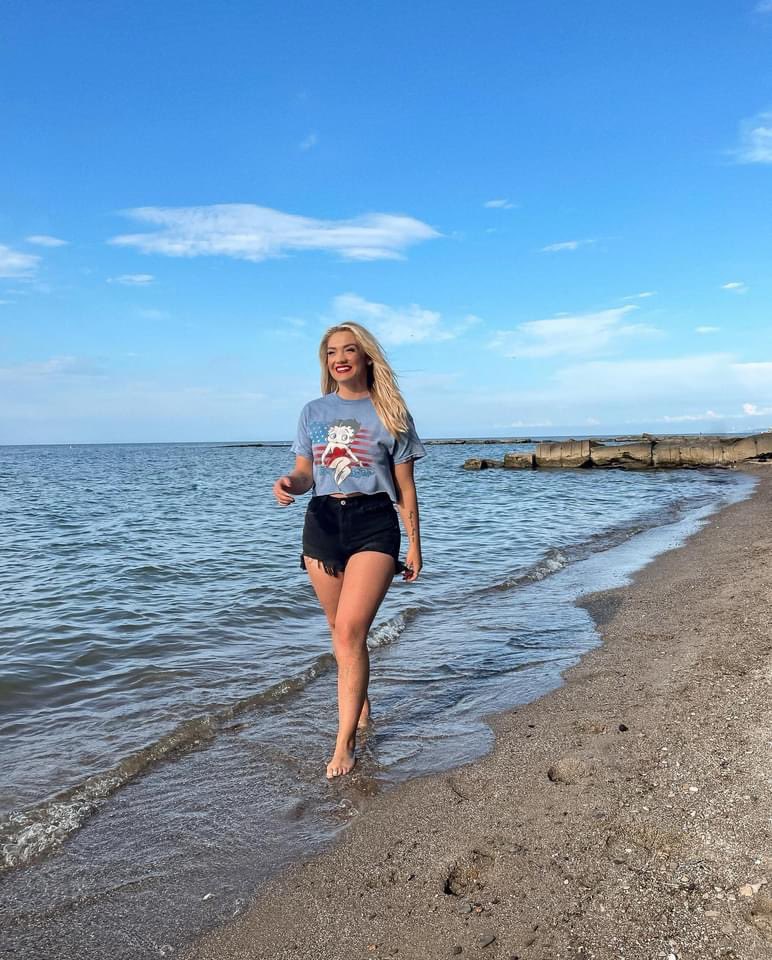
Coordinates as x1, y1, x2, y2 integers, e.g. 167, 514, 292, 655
2, 0, 771, 443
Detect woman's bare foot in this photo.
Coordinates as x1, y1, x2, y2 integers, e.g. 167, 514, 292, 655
326, 739, 357, 779
357, 695, 372, 729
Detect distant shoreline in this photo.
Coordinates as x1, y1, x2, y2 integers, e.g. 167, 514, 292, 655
224, 430, 770, 448
2, 431, 770, 449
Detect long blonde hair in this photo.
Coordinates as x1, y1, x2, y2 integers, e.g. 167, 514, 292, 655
319, 322, 409, 437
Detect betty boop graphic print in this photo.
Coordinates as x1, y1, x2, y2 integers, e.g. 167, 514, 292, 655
310, 418, 375, 487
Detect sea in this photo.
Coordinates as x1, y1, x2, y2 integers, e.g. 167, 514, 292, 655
0, 440, 756, 958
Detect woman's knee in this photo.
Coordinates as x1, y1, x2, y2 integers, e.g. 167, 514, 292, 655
333, 619, 367, 651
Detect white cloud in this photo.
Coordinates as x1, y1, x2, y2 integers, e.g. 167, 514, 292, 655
107, 274, 156, 286
622, 291, 657, 301
110, 204, 440, 263
489, 305, 659, 359
540, 238, 596, 253
0, 243, 40, 278
721, 280, 748, 293
695, 325, 720, 334
733, 110, 772, 164
331, 294, 478, 346
660, 409, 724, 422
483, 199, 515, 209
743, 402, 772, 416
25, 235, 68, 247
299, 132, 318, 151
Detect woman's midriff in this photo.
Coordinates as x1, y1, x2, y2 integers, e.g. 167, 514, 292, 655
328, 492, 365, 499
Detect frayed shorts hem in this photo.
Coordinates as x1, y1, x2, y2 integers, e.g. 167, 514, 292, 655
300, 552, 405, 578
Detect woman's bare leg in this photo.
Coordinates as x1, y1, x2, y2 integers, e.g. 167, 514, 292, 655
325, 551, 394, 777
304, 557, 377, 730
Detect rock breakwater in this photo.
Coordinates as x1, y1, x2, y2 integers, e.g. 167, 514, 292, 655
463, 432, 772, 470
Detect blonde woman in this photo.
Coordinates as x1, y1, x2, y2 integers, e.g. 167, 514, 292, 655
273, 323, 425, 778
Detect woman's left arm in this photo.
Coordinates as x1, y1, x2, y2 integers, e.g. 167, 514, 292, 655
394, 459, 422, 582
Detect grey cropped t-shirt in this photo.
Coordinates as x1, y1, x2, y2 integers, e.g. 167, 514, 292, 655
290, 394, 426, 502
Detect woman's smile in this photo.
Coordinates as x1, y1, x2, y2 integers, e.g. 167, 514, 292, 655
326, 331, 369, 389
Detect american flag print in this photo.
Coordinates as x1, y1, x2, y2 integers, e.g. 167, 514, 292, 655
309, 419, 376, 484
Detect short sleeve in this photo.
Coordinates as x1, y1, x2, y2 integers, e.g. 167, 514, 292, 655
290, 405, 313, 460
392, 413, 427, 465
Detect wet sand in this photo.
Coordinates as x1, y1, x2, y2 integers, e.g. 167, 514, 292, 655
185, 464, 772, 960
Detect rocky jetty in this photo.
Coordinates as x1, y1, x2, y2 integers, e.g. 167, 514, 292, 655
463, 432, 772, 470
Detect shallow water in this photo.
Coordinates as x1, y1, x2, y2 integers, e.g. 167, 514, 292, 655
0, 441, 756, 958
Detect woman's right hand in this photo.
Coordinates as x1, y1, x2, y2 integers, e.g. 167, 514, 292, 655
273, 475, 296, 506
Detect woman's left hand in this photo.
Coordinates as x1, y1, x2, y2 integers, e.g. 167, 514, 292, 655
403, 545, 422, 582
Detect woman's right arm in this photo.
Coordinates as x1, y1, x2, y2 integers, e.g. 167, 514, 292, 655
273, 455, 314, 505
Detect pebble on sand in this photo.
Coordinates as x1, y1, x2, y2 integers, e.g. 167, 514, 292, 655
547, 757, 588, 785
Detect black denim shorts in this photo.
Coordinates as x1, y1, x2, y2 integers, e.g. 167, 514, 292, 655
301, 492, 404, 577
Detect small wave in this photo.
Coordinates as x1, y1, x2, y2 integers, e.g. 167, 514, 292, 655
475, 547, 570, 596
368, 607, 418, 650
224, 651, 337, 719
472, 498, 696, 599
0, 716, 216, 871
0, 606, 417, 873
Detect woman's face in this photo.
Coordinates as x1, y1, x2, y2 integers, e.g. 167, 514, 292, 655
325, 330, 369, 388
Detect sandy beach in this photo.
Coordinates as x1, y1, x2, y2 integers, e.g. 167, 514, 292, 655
185, 464, 772, 960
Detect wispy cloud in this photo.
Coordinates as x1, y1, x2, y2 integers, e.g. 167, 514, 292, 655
660, 402, 772, 422
552, 354, 772, 411
731, 360, 772, 389
695, 325, 720, 334
0, 355, 104, 381
754, 1, 772, 12
107, 273, 155, 286
25, 235, 68, 247
483, 199, 515, 209
548, 353, 734, 407
0, 243, 40, 278
660, 409, 724, 422
137, 307, 170, 320
299, 132, 318, 151
540, 238, 596, 253
621, 291, 656, 301
427, 352, 772, 434
733, 109, 772, 164
110, 204, 440, 263
331, 293, 474, 346
721, 280, 748, 293
489, 305, 659, 359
